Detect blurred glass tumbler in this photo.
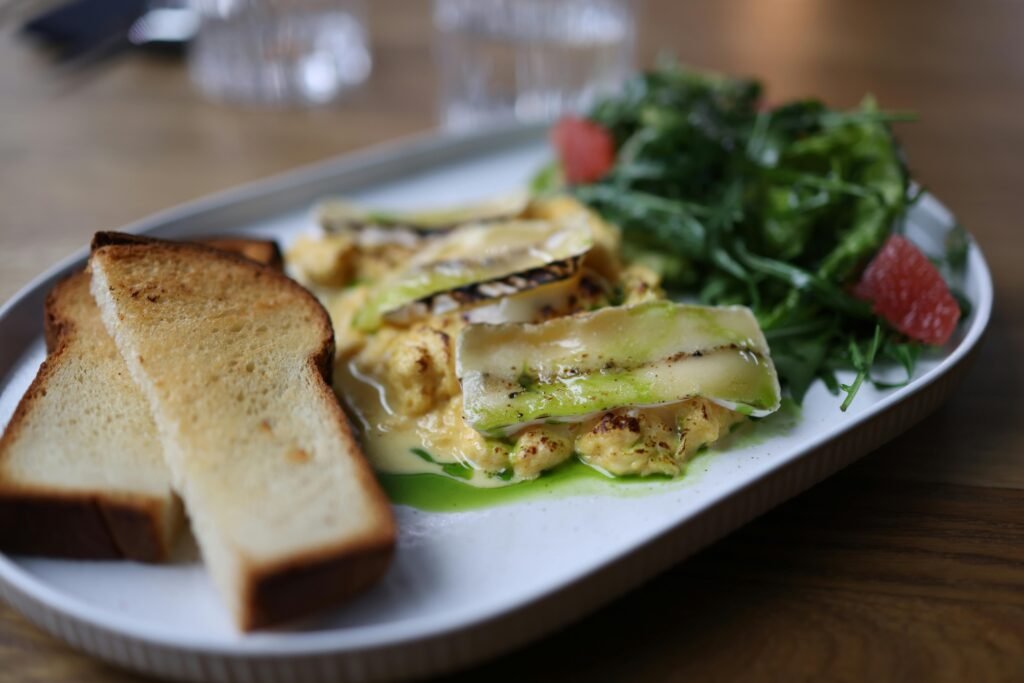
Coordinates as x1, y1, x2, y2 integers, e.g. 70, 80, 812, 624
188, 0, 371, 106
434, 0, 635, 130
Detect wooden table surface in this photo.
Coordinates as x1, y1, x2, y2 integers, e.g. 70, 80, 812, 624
2, 0, 1023, 680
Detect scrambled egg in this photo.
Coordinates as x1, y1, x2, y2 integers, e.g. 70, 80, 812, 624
288, 197, 745, 482
575, 401, 744, 477
288, 234, 415, 288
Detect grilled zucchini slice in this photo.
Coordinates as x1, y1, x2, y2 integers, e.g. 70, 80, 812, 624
457, 300, 781, 435
353, 220, 592, 331
318, 193, 528, 235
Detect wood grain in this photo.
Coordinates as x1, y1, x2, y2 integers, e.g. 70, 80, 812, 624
1, 0, 1023, 681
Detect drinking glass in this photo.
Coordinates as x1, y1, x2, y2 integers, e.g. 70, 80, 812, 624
188, 0, 371, 106
433, 0, 635, 130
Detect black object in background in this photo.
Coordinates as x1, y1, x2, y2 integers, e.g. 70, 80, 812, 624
22, 0, 149, 63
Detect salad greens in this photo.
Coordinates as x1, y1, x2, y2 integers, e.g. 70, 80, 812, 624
536, 64, 962, 408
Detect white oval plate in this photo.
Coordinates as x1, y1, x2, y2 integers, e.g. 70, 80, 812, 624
0, 125, 993, 682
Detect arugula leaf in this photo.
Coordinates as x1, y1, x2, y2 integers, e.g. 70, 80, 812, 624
561, 63, 963, 409
734, 241, 874, 320
411, 448, 474, 480
529, 161, 563, 197
442, 463, 475, 480
951, 288, 973, 320
769, 335, 830, 404
871, 339, 921, 389
945, 223, 970, 273
840, 325, 883, 411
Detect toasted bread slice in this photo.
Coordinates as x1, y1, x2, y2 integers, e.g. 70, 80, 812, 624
0, 237, 284, 562
0, 271, 181, 561
200, 238, 283, 271
89, 232, 395, 629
